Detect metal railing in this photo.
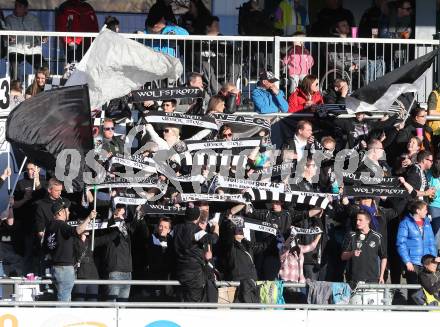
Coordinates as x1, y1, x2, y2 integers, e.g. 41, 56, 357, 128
0, 31, 438, 107
0, 278, 426, 308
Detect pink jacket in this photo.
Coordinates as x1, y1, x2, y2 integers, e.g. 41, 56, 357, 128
282, 45, 314, 77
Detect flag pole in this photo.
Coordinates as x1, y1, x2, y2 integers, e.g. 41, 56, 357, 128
7, 143, 10, 192
91, 184, 97, 251
8, 156, 27, 211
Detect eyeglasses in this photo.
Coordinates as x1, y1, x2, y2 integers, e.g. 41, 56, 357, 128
223, 133, 233, 137
103, 127, 114, 131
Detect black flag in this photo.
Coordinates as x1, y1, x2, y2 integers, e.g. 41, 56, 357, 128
6, 85, 93, 191
346, 49, 440, 113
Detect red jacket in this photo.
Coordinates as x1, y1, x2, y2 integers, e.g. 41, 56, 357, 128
288, 88, 324, 113
55, 0, 99, 45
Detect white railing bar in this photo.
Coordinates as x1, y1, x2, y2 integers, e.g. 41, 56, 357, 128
278, 36, 440, 46
0, 30, 274, 42
0, 279, 423, 289
0, 30, 438, 45
0, 301, 433, 311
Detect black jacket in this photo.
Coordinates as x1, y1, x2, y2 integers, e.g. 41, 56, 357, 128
146, 232, 175, 279
73, 231, 118, 279
419, 269, 440, 300
222, 219, 272, 281
34, 196, 63, 233
173, 221, 218, 287
103, 218, 140, 273
396, 121, 433, 154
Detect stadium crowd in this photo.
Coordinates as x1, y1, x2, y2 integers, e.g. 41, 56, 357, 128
1, 0, 440, 307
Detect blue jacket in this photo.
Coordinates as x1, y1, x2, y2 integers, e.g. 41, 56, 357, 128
396, 214, 437, 266
252, 86, 288, 114
144, 25, 189, 57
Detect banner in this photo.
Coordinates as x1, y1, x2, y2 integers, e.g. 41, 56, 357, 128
86, 176, 167, 192
230, 216, 278, 236
291, 226, 323, 236
343, 185, 409, 197
211, 113, 271, 138
185, 138, 261, 152
67, 219, 122, 230
252, 162, 296, 178
132, 87, 204, 102
246, 189, 335, 209
215, 176, 285, 193
144, 112, 218, 130
342, 172, 400, 187
177, 193, 247, 203
109, 155, 157, 174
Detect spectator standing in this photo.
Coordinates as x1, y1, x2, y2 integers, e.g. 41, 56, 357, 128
6, 0, 46, 80
394, 137, 422, 176
144, 217, 175, 300
358, 0, 387, 38
25, 67, 49, 99
379, 0, 414, 39
104, 16, 120, 33
282, 31, 314, 94
427, 155, 440, 236
419, 254, 440, 301
238, 0, 273, 36
341, 211, 387, 284
396, 201, 437, 302
400, 151, 436, 202
161, 99, 177, 113
145, 12, 189, 57
149, 0, 177, 25
279, 232, 322, 283
274, 0, 309, 36
0, 199, 23, 276
103, 205, 144, 302
311, 0, 355, 36
288, 75, 323, 113
173, 207, 219, 302
397, 107, 433, 154
179, 0, 211, 35
13, 163, 46, 274
102, 118, 125, 158
252, 71, 288, 114
43, 199, 95, 302
35, 178, 64, 241
9, 80, 24, 108
72, 229, 118, 301
55, 0, 99, 63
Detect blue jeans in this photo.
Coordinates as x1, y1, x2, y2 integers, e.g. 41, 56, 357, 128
429, 206, 440, 236
107, 271, 131, 301
52, 265, 75, 302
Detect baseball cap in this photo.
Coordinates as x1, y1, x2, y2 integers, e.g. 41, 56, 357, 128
51, 198, 71, 215
422, 254, 437, 266
259, 71, 279, 83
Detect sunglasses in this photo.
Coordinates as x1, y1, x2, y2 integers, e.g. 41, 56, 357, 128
223, 133, 233, 137
103, 127, 114, 131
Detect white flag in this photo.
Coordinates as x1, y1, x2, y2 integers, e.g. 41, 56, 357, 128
65, 29, 183, 109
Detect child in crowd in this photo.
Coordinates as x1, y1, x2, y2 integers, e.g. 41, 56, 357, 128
282, 31, 314, 94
